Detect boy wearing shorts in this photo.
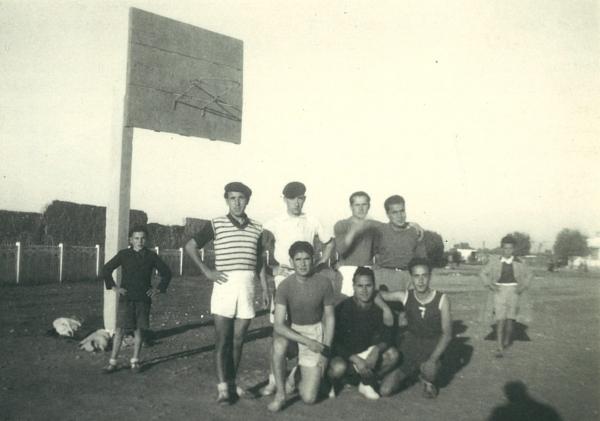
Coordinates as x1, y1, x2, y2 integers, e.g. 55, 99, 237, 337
268, 241, 335, 412
102, 225, 172, 373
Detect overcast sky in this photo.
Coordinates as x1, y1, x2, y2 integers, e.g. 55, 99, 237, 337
1, 0, 599, 250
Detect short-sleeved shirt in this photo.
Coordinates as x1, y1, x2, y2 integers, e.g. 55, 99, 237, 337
333, 297, 391, 358
374, 223, 426, 269
333, 218, 380, 266
264, 213, 332, 268
275, 273, 335, 325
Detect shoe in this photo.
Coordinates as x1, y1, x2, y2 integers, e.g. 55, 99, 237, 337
328, 385, 336, 399
267, 396, 286, 413
259, 383, 276, 396
285, 366, 298, 394
358, 383, 380, 400
130, 361, 141, 373
494, 349, 504, 359
102, 363, 118, 374
216, 383, 230, 406
235, 386, 256, 400
422, 381, 438, 399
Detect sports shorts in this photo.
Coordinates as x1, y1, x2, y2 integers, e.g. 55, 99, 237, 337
117, 298, 150, 330
399, 331, 439, 377
293, 322, 324, 368
373, 268, 411, 292
211, 270, 255, 319
493, 283, 519, 320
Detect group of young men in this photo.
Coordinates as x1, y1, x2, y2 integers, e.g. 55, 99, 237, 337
101, 180, 532, 412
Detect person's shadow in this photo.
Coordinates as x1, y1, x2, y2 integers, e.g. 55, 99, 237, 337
437, 320, 474, 387
484, 322, 531, 342
488, 381, 562, 421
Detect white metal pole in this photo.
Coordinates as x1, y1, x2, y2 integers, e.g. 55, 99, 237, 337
15, 241, 21, 284
58, 243, 64, 283
201, 248, 205, 261
179, 247, 183, 276
95, 244, 100, 277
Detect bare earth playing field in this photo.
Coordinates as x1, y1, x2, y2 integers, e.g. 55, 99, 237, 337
1, 267, 598, 421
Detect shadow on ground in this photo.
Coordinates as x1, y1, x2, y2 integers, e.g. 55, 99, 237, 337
487, 381, 562, 421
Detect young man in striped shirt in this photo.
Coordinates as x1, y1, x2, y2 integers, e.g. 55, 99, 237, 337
185, 182, 269, 405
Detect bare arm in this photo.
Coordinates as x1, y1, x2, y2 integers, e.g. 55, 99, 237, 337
480, 264, 497, 291
184, 238, 228, 284
428, 294, 452, 362
316, 239, 335, 266
273, 303, 325, 353
379, 290, 408, 303
321, 305, 335, 347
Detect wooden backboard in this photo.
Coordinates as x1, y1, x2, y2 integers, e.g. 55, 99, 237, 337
126, 8, 243, 143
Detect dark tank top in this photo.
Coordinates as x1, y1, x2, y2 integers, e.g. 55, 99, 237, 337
405, 290, 444, 338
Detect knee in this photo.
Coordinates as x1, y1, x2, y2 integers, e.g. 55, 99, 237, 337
327, 357, 347, 379
300, 390, 318, 405
383, 347, 400, 366
272, 336, 288, 356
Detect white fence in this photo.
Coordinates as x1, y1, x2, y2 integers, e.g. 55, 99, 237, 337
0, 243, 209, 285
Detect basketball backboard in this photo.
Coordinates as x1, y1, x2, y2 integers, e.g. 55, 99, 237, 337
126, 8, 243, 143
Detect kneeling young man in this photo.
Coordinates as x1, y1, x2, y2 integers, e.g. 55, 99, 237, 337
381, 258, 452, 398
328, 267, 403, 399
268, 241, 335, 412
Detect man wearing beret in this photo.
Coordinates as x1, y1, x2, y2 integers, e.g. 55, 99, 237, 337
260, 181, 335, 396
185, 182, 269, 405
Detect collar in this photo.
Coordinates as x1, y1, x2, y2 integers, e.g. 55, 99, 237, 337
500, 256, 514, 264
388, 222, 409, 231
227, 213, 249, 229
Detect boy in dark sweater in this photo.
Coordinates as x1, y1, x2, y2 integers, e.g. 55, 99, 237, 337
102, 225, 172, 373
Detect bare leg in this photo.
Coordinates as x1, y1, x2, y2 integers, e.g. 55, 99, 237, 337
496, 319, 506, 356
110, 328, 124, 361
268, 335, 289, 412
132, 329, 143, 361
298, 365, 323, 404
504, 319, 514, 348
213, 315, 234, 384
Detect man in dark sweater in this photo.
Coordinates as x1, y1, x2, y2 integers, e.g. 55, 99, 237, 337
102, 225, 172, 373
328, 267, 403, 399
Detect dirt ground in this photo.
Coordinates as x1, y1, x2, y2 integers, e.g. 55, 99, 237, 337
1, 267, 599, 421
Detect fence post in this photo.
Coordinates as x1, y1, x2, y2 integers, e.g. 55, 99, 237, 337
58, 243, 64, 283
179, 247, 184, 276
95, 244, 101, 277
15, 241, 21, 284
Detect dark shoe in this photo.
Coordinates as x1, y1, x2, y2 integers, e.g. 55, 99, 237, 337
102, 363, 118, 374
422, 381, 438, 399
130, 361, 141, 373
216, 389, 231, 406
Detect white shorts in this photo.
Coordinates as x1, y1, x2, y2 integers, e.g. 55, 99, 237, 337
210, 270, 256, 319
293, 322, 324, 368
356, 345, 377, 360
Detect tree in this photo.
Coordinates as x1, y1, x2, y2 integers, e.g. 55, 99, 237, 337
553, 229, 588, 264
423, 230, 447, 268
509, 231, 531, 256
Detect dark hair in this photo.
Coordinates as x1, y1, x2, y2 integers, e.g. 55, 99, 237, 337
288, 241, 314, 258
129, 224, 148, 237
349, 191, 371, 205
352, 266, 375, 284
408, 257, 432, 275
384, 195, 405, 212
501, 235, 516, 247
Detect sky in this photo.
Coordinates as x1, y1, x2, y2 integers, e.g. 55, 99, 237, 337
1, 0, 599, 251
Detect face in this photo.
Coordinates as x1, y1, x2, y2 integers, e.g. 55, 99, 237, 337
411, 264, 431, 293
386, 203, 406, 227
501, 242, 515, 258
290, 251, 313, 276
353, 274, 375, 303
350, 196, 370, 219
284, 195, 306, 216
225, 191, 248, 217
129, 231, 146, 250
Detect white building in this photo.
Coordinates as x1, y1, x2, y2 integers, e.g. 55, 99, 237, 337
585, 236, 600, 268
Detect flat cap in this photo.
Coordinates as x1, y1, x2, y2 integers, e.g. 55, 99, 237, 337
282, 181, 306, 199
224, 182, 252, 198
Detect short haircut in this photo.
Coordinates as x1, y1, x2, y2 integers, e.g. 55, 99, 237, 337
501, 235, 516, 247
288, 241, 314, 258
352, 266, 375, 284
384, 195, 405, 212
349, 191, 371, 205
408, 257, 432, 275
129, 224, 148, 237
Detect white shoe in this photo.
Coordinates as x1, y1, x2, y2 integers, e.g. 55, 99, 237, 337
358, 383, 380, 400
285, 366, 298, 394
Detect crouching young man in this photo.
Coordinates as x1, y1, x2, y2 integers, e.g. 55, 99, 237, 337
328, 267, 403, 399
268, 241, 335, 412
380, 258, 452, 398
